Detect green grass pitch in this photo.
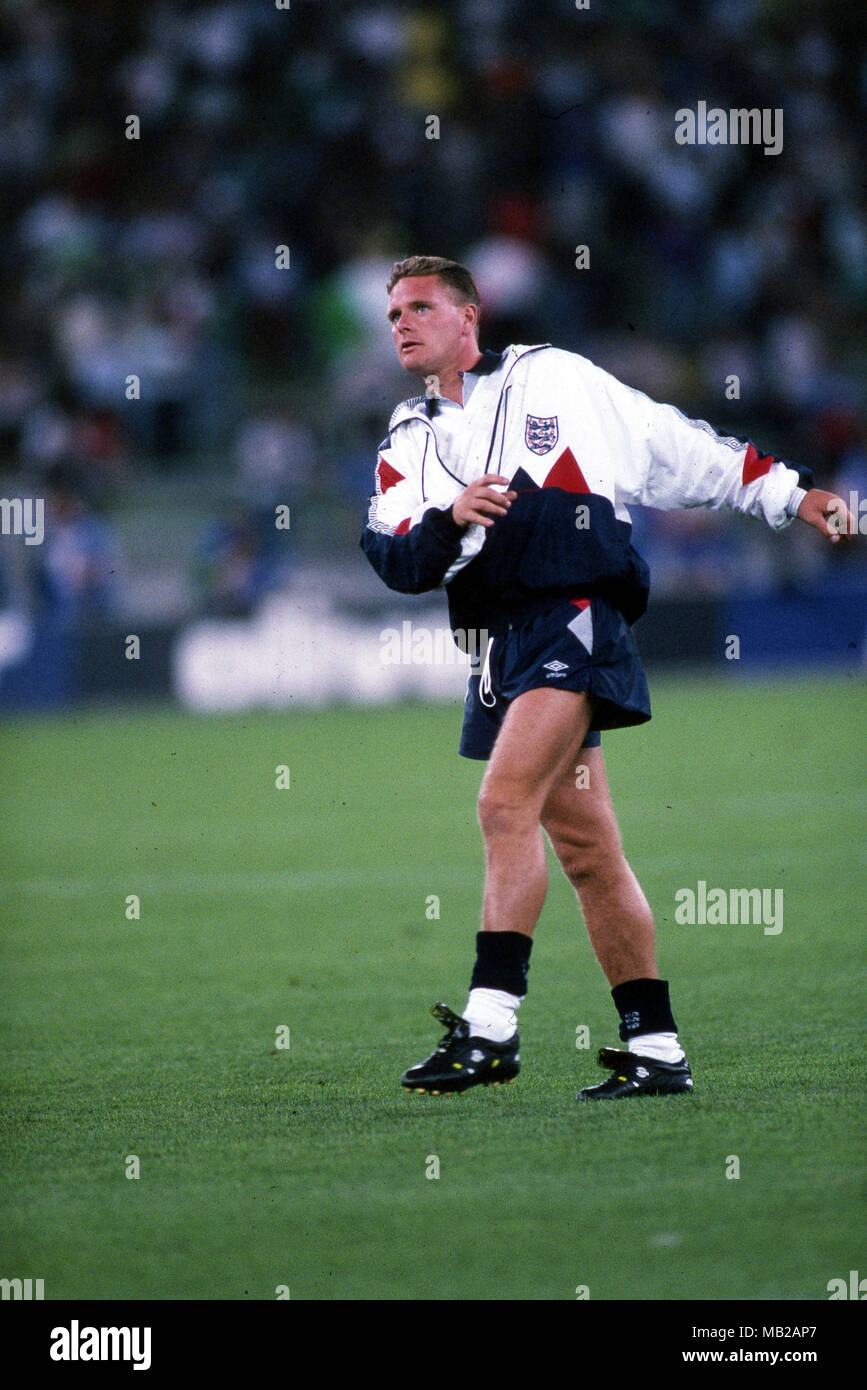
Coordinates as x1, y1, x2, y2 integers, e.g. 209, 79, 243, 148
1, 673, 864, 1300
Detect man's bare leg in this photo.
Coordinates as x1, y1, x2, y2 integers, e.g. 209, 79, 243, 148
538, 744, 692, 1094
402, 687, 597, 1070
540, 746, 656, 985
476, 687, 596, 936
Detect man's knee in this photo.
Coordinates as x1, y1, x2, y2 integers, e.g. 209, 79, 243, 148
477, 779, 541, 839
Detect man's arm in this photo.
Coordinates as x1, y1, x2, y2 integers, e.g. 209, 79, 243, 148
361, 442, 518, 593
594, 361, 855, 539
360, 459, 463, 594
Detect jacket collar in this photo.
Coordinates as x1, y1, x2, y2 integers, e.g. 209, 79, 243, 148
390, 344, 548, 430
461, 348, 505, 377
424, 349, 505, 416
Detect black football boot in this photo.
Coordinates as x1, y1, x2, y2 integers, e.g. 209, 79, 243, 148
577, 1046, 693, 1101
401, 1003, 520, 1094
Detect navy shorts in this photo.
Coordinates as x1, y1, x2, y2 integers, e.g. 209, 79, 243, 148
459, 595, 651, 760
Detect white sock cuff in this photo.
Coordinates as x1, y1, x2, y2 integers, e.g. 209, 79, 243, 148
462, 987, 522, 1041
627, 1030, 684, 1063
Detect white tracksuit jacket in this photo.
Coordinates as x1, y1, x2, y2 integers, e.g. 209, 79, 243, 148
360, 344, 812, 639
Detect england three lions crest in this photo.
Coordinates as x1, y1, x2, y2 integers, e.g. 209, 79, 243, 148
525, 414, 559, 455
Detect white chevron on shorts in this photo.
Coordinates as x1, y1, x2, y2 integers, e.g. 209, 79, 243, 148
567, 606, 594, 654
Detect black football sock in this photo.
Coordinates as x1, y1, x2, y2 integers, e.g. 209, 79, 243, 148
611, 977, 678, 1042
463, 932, 532, 1041
469, 930, 533, 996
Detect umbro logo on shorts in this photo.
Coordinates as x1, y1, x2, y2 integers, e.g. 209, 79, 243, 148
543, 660, 569, 677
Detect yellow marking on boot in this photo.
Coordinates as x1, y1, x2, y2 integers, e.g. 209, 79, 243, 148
491, 1058, 500, 1067
452, 1062, 463, 1069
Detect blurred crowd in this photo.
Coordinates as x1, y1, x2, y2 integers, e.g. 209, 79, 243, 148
0, 0, 864, 622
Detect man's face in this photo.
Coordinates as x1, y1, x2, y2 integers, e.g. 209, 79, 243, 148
387, 274, 477, 377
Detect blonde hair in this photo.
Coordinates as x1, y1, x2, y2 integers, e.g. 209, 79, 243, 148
387, 255, 481, 330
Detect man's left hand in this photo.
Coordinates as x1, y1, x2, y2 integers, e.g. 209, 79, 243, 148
796, 489, 857, 543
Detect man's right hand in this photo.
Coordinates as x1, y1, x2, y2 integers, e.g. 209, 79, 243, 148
452, 475, 518, 529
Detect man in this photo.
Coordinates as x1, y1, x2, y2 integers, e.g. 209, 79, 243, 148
360, 254, 853, 1101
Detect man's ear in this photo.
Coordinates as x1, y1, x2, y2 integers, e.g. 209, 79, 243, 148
463, 302, 479, 336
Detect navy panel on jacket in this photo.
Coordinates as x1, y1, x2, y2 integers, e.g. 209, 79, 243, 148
360, 503, 465, 594
444, 469, 650, 638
